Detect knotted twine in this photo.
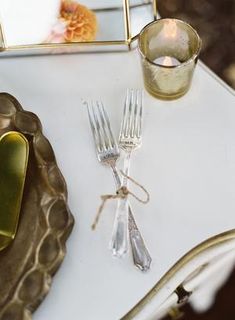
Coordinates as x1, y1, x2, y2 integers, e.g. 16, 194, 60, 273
91, 170, 150, 230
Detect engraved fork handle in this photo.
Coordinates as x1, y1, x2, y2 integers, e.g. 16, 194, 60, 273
110, 160, 152, 271
123, 152, 152, 272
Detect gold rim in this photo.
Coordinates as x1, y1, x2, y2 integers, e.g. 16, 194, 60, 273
138, 18, 202, 69
122, 229, 235, 319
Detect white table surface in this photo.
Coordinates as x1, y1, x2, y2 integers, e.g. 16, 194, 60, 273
0, 50, 234, 320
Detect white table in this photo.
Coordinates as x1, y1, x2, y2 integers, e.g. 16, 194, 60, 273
0, 50, 234, 319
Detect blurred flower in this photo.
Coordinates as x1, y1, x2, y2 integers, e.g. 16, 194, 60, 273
60, 0, 97, 42
45, 0, 97, 43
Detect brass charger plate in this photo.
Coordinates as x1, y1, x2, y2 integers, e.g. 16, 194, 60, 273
0, 93, 74, 320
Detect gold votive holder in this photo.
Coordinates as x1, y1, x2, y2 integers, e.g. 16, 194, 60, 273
138, 18, 202, 100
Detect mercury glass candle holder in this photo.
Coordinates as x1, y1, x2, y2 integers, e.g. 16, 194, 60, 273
138, 18, 202, 100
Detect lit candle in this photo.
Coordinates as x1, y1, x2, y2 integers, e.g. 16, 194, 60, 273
163, 19, 178, 38
154, 56, 181, 67
138, 18, 201, 99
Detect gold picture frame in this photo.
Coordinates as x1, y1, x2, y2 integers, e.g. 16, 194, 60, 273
0, 0, 157, 56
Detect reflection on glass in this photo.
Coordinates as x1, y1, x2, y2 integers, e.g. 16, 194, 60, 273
0, 0, 156, 46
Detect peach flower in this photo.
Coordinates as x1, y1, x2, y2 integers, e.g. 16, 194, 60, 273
46, 0, 97, 43
60, 0, 97, 42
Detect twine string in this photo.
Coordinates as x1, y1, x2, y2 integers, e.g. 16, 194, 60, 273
91, 170, 150, 230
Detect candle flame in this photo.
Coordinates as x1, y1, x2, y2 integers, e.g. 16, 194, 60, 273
163, 20, 177, 38
163, 56, 173, 66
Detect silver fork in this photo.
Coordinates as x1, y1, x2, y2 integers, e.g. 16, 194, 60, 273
118, 89, 152, 271
86, 100, 151, 271
86, 100, 128, 257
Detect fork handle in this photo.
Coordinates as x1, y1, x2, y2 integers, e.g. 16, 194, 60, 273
122, 152, 152, 271
128, 207, 152, 272
110, 196, 129, 257
122, 151, 131, 187
110, 163, 121, 187
110, 164, 128, 257
110, 159, 152, 271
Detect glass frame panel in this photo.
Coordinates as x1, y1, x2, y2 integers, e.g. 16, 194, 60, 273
0, 0, 157, 56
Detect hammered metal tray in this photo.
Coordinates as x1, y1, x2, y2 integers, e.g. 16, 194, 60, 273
0, 93, 74, 320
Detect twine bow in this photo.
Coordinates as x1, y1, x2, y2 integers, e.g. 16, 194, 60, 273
91, 170, 150, 230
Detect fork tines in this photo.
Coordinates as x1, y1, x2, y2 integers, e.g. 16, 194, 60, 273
85, 100, 119, 155
120, 89, 143, 141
